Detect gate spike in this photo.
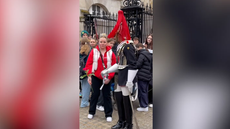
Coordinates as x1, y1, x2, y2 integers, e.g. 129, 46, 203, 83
141, 2, 144, 8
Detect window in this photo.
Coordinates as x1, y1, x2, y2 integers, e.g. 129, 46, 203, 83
92, 5, 96, 15
102, 11, 106, 16
89, 4, 108, 17
96, 5, 100, 15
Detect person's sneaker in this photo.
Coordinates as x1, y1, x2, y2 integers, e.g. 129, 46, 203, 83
106, 117, 112, 122
79, 92, 82, 98
137, 107, 148, 112
96, 106, 104, 111
87, 114, 93, 119
149, 104, 153, 108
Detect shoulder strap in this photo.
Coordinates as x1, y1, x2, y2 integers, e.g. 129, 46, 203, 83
97, 46, 106, 69
100, 53, 106, 69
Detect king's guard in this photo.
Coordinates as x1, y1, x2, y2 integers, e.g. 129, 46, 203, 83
101, 10, 138, 129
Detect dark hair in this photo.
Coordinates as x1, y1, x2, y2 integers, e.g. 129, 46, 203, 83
133, 37, 139, 41
107, 38, 115, 43
136, 43, 144, 48
90, 37, 97, 41
145, 34, 153, 50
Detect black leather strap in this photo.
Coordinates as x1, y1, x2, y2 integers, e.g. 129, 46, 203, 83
99, 49, 106, 69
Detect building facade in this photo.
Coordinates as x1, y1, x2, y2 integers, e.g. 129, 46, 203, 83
79, 0, 153, 36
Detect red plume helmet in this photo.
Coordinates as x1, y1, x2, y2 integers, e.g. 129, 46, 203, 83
108, 10, 131, 42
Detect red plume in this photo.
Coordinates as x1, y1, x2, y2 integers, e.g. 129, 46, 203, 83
108, 10, 131, 41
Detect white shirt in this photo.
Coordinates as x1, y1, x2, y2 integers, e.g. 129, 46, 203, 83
143, 42, 153, 53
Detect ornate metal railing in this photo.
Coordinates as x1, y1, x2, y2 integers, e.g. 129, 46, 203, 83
81, 0, 153, 43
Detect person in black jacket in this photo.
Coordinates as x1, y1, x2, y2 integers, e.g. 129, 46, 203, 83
135, 43, 152, 112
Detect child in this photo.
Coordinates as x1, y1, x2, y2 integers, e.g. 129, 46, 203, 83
107, 38, 118, 56
133, 37, 139, 46
107, 38, 117, 102
80, 38, 91, 55
80, 37, 91, 107
135, 43, 152, 111
80, 30, 90, 50
107, 38, 115, 48
79, 31, 90, 98
90, 38, 97, 48
81, 30, 89, 39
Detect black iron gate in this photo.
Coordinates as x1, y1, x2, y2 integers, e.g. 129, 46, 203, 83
81, 0, 153, 43
81, 13, 117, 38
142, 4, 153, 43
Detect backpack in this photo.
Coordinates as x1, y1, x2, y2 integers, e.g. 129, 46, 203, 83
79, 55, 88, 80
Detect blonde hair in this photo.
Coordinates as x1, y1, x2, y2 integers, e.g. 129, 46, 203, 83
80, 37, 90, 45
80, 37, 91, 55
99, 36, 108, 42
100, 33, 107, 38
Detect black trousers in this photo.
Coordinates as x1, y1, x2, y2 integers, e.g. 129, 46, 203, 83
97, 90, 104, 106
79, 82, 82, 91
138, 80, 149, 108
89, 76, 113, 117
148, 83, 153, 104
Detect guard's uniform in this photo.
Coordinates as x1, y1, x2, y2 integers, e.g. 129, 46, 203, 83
117, 41, 137, 86
110, 40, 137, 129
103, 10, 137, 129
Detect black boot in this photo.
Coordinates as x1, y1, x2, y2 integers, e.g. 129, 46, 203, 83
123, 96, 133, 128
111, 92, 126, 129
111, 121, 126, 129
123, 123, 133, 129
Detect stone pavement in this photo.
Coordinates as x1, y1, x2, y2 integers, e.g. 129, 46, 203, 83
79, 97, 153, 129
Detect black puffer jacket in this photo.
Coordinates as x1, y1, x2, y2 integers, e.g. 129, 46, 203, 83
135, 49, 152, 82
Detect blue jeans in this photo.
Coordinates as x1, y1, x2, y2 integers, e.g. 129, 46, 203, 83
80, 77, 91, 107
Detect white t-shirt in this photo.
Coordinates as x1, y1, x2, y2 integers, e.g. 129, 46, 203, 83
148, 49, 153, 53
